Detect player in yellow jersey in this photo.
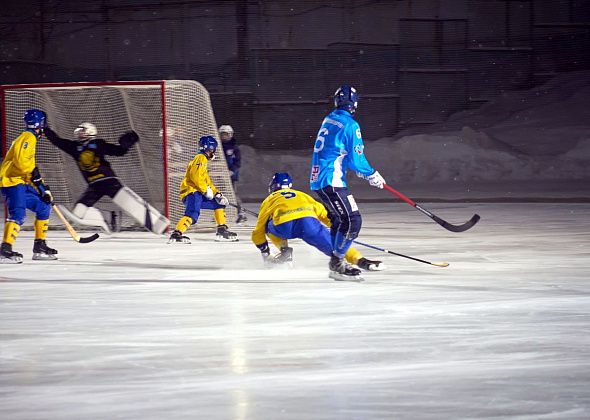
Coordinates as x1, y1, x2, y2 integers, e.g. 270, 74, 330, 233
252, 172, 384, 281
0, 109, 57, 263
168, 136, 238, 243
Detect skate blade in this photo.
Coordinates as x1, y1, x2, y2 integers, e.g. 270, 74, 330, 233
167, 239, 191, 244
0, 256, 23, 264
32, 253, 58, 261
215, 236, 239, 242
329, 271, 364, 282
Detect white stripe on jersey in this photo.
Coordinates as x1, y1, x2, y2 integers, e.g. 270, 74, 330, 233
324, 118, 344, 128
331, 151, 347, 187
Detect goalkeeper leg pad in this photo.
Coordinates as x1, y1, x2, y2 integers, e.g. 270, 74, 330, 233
60, 203, 111, 234
113, 186, 170, 235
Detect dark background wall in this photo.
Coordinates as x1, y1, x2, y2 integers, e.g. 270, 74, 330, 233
1, 0, 589, 149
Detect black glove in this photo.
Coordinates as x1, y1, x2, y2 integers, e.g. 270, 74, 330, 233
31, 167, 53, 204
43, 126, 58, 141
118, 130, 139, 149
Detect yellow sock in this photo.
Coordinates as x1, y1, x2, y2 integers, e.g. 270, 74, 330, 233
175, 216, 193, 233
34, 219, 49, 240
2, 221, 20, 245
345, 246, 363, 265
214, 208, 226, 226
268, 233, 288, 249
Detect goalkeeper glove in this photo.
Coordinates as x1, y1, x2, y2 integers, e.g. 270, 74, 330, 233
118, 130, 139, 149
214, 192, 229, 206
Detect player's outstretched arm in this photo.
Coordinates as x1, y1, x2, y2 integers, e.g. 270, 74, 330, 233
44, 127, 77, 155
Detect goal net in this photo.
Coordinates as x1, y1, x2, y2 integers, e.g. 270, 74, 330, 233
1, 80, 237, 231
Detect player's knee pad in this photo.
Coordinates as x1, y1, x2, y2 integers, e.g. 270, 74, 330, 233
347, 212, 362, 240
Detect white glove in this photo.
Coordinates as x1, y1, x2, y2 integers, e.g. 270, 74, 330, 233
214, 192, 229, 206
367, 170, 385, 189
204, 186, 214, 200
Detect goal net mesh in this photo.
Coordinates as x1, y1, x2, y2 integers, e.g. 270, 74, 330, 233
1, 80, 237, 232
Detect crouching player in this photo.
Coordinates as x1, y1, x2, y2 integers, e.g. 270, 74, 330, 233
251, 172, 384, 280
0, 109, 58, 263
168, 136, 238, 243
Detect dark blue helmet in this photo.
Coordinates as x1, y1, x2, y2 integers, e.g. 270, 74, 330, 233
334, 85, 358, 113
269, 172, 293, 193
198, 135, 218, 154
23, 109, 47, 129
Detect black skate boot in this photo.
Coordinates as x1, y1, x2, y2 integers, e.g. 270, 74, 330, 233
32, 239, 58, 261
215, 224, 239, 242
273, 246, 294, 268
236, 213, 248, 224
167, 230, 191, 244
0, 242, 23, 264
329, 255, 363, 282
357, 257, 386, 271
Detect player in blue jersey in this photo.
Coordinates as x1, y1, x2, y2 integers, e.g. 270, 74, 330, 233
310, 85, 385, 281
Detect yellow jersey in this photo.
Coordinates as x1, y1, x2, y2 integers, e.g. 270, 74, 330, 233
252, 188, 330, 246
179, 152, 219, 199
0, 130, 38, 188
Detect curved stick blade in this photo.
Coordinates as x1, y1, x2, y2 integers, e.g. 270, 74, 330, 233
79, 233, 100, 243
434, 214, 480, 233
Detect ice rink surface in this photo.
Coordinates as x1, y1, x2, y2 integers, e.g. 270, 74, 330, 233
1, 203, 589, 419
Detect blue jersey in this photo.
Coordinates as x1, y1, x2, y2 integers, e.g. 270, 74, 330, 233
309, 109, 375, 190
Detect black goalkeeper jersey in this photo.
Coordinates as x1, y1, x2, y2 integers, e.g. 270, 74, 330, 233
45, 129, 130, 184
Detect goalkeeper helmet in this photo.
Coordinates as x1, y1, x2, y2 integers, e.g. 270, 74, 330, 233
199, 135, 218, 154
334, 85, 359, 113
74, 122, 97, 140
268, 172, 293, 193
23, 109, 47, 129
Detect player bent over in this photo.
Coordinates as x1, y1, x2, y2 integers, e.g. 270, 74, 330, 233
251, 172, 384, 279
44, 122, 169, 234
168, 136, 238, 243
0, 109, 58, 263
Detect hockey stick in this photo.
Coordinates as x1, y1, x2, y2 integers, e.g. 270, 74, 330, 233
52, 204, 100, 243
353, 239, 449, 267
229, 202, 448, 267
383, 184, 480, 233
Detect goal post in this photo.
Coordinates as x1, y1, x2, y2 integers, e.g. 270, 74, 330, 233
0, 80, 237, 231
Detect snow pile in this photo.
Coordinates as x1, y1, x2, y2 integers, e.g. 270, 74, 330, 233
239, 71, 590, 198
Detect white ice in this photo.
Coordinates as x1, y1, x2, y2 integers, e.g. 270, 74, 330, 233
1, 202, 589, 419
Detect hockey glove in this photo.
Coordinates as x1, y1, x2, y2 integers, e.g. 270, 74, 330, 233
118, 130, 139, 149
257, 242, 273, 267
204, 186, 215, 200
32, 167, 53, 204
43, 126, 58, 141
214, 192, 229, 206
367, 170, 385, 189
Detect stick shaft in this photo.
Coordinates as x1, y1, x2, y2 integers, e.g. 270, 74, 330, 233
52, 204, 81, 241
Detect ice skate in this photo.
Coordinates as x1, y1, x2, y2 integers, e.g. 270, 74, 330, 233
0, 242, 23, 264
215, 224, 238, 242
272, 246, 294, 268
329, 255, 363, 282
32, 239, 58, 261
168, 230, 191, 244
236, 213, 248, 224
357, 257, 386, 271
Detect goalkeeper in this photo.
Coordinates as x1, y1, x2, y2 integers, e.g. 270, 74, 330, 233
44, 122, 169, 235
168, 136, 238, 243
252, 172, 384, 278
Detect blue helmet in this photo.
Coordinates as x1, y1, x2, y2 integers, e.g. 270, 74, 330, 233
198, 135, 218, 155
23, 109, 47, 129
269, 172, 293, 193
334, 85, 358, 113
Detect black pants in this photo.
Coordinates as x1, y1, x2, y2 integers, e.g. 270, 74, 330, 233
78, 178, 123, 207
315, 186, 362, 240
